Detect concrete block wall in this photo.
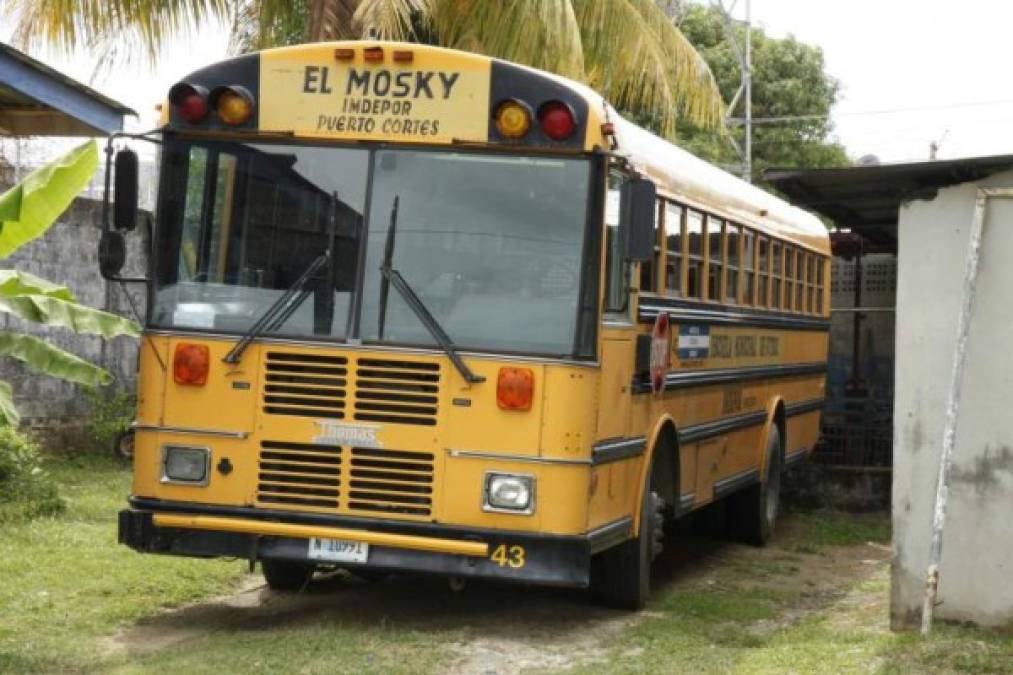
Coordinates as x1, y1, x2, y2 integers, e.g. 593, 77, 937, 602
892, 169, 1013, 629
0, 195, 150, 424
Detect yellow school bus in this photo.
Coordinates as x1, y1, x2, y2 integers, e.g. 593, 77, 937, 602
111, 41, 829, 609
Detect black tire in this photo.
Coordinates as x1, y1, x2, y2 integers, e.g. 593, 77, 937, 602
590, 485, 665, 610
262, 559, 314, 592
731, 424, 782, 546
113, 428, 135, 461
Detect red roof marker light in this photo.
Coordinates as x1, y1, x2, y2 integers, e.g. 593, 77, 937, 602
168, 82, 209, 124
538, 101, 576, 141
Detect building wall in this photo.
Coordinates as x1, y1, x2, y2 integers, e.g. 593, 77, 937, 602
0, 196, 150, 424
892, 169, 1013, 629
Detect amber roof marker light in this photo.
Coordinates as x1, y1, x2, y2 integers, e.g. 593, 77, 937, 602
210, 85, 255, 126
494, 99, 533, 139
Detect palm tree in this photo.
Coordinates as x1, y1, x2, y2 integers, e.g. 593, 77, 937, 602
5, 0, 724, 137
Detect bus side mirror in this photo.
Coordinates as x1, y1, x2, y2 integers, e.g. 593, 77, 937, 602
622, 177, 656, 263
98, 230, 126, 279
114, 148, 139, 231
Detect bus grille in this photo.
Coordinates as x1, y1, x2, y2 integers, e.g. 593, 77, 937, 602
347, 447, 435, 516
256, 441, 341, 509
352, 358, 440, 427
255, 443, 434, 517
262, 352, 347, 419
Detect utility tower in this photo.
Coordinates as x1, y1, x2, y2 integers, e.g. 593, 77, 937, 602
713, 0, 752, 182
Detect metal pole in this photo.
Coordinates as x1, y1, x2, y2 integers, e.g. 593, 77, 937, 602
743, 0, 752, 183
920, 189, 992, 636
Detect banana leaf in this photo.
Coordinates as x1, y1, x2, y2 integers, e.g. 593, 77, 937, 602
0, 140, 99, 258
0, 380, 17, 427
0, 293, 139, 339
0, 332, 112, 388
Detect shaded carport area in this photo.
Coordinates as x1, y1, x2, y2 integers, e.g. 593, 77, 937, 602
764, 156, 1013, 478
0, 41, 133, 137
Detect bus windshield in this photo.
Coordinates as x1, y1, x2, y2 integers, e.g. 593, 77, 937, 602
151, 139, 593, 358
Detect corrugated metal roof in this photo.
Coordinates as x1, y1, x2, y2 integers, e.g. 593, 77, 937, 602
0, 41, 134, 136
764, 155, 1013, 250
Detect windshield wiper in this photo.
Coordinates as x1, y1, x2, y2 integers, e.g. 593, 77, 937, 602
377, 196, 485, 384
222, 250, 331, 365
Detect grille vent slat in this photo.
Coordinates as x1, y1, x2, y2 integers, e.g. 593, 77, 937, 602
256, 441, 341, 508
262, 352, 347, 419
256, 442, 434, 518
352, 357, 441, 427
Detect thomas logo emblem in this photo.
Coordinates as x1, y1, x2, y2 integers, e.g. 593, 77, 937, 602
313, 421, 383, 448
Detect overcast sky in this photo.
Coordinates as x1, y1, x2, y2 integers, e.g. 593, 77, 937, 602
4, 0, 1010, 164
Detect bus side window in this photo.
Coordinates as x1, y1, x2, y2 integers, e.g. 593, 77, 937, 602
816, 257, 826, 315
726, 223, 740, 303
771, 241, 783, 309
757, 235, 769, 307
664, 202, 684, 296
707, 216, 723, 301
686, 210, 704, 298
785, 245, 795, 310
742, 230, 755, 305
795, 250, 806, 312
604, 170, 628, 313
806, 254, 816, 313
639, 199, 663, 292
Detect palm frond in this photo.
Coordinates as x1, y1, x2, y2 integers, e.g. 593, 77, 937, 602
353, 0, 435, 41
573, 0, 724, 136
5, 0, 230, 64
429, 0, 584, 79
308, 0, 359, 41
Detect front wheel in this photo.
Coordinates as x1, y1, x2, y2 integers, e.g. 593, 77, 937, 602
589, 486, 665, 610
262, 559, 314, 592
730, 424, 782, 546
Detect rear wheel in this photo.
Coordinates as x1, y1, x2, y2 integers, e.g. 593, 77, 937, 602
731, 424, 782, 546
262, 560, 314, 591
590, 484, 665, 610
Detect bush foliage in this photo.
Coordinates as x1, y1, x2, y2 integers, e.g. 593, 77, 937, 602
84, 388, 136, 453
0, 427, 64, 522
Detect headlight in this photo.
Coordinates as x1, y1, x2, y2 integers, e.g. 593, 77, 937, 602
483, 472, 535, 514
161, 445, 211, 485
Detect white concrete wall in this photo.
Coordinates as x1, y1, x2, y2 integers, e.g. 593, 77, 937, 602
892, 169, 1013, 629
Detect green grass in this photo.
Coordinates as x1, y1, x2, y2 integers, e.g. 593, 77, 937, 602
568, 510, 1013, 675
2, 461, 1010, 674
0, 455, 246, 672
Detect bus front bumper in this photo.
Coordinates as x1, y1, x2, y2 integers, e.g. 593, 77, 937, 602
119, 499, 631, 588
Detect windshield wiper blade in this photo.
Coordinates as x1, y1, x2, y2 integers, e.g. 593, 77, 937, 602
377, 196, 485, 385
222, 250, 330, 365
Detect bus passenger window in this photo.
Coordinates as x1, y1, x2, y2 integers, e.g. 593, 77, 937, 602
795, 251, 805, 312
757, 236, 769, 307
806, 254, 816, 313
639, 201, 662, 292
771, 242, 782, 309
664, 202, 684, 296
784, 245, 795, 310
707, 217, 723, 301
686, 210, 704, 298
725, 224, 740, 303
604, 171, 628, 312
742, 230, 755, 305
816, 257, 825, 314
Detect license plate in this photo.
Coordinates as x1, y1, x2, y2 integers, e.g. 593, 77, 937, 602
307, 537, 369, 563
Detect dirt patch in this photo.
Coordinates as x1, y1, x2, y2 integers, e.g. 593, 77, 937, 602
104, 513, 891, 674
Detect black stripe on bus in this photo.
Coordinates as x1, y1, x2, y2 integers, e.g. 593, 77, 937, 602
713, 467, 762, 499
785, 398, 825, 417
591, 397, 824, 466
632, 362, 827, 395
638, 297, 830, 332
679, 410, 769, 444
591, 437, 647, 465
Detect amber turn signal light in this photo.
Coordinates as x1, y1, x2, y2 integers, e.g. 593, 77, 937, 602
174, 343, 210, 386
497, 367, 534, 411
